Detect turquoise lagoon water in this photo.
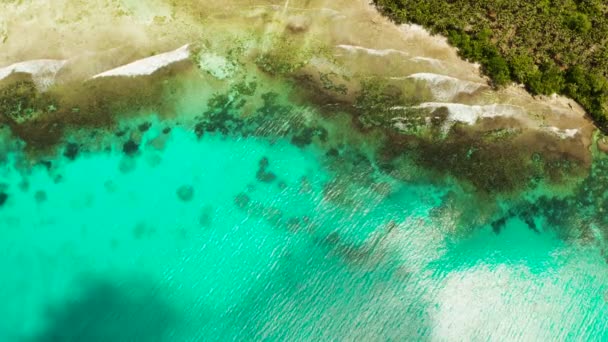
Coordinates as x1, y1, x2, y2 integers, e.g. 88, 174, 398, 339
1, 115, 608, 340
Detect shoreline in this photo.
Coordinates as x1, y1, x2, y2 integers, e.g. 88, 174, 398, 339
0, 0, 600, 197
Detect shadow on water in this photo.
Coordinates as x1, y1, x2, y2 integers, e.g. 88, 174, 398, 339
28, 276, 179, 342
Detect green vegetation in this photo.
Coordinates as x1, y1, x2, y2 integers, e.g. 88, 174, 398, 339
374, 0, 608, 130
0, 79, 57, 124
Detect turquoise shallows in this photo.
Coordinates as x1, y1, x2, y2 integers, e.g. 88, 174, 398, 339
1, 120, 607, 341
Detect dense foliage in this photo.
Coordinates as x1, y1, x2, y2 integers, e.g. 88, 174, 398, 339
374, 0, 608, 130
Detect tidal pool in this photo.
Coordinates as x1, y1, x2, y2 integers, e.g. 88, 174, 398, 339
1, 0, 608, 340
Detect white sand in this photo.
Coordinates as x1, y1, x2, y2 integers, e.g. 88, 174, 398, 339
0, 59, 67, 90
392, 102, 525, 133
401, 73, 484, 101
92, 44, 190, 79
546, 126, 579, 139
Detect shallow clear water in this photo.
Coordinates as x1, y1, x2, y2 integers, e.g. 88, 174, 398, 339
1, 115, 607, 341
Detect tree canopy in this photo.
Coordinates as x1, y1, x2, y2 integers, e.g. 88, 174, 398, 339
374, 0, 608, 130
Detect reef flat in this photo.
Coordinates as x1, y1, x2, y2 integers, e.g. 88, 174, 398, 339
1, 0, 608, 340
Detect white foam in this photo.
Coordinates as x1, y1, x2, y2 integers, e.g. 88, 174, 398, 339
392, 102, 523, 133
416, 102, 522, 124
0, 59, 67, 90
546, 126, 579, 139
336, 44, 409, 57
92, 44, 190, 79
400, 73, 484, 101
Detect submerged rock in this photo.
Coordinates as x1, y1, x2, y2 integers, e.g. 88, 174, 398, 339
132, 222, 155, 239
122, 140, 139, 156
176, 185, 194, 202
234, 193, 250, 209
198, 205, 214, 227
34, 190, 47, 203
490, 217, 507, 234
63, 142, 79, 160
256, 170, 276, 183
256, 157, 277, 183
38, 160, 52, 170
138, 122, 152, 132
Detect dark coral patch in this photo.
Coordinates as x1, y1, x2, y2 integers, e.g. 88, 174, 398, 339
256, 157, 276, 183
119, 158, 136, 173
34, 190, 47, 203
194, 122, 205, 139
138, 122, 152, 132
378, 126, 587, 195
198, 205, 214, 227
286, 217, 301, 232
133, 222, 155, 239
122, 140, 139, 156
38, 160, 52, 170
490, 217, 507, 234
176, 185, 194, 202
0, 192, 7, 206
64, 142, 80, 160
234, 193, 250, 209
326, 148, 340, 158
256, 171, 276, 183
259, 157, 269, 169
18, 180, 29, 192
290, 127, 327, 147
